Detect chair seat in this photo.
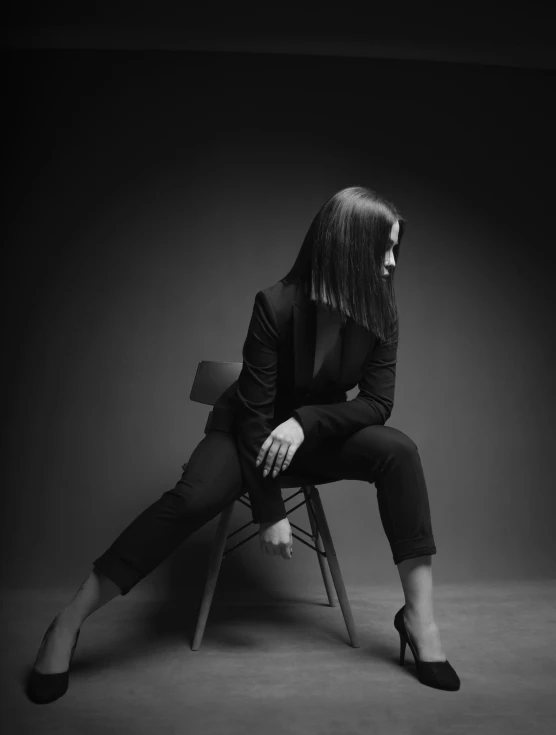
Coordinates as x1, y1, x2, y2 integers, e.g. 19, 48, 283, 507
182, 460, 338, 492
277, 473, 339, 489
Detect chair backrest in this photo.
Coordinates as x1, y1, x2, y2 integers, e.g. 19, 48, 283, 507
189, 360, 243, 406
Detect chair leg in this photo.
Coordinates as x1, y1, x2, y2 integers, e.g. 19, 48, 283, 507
191, 500, 235, 650
302, 486, 336, 607
307, 486, 360, 648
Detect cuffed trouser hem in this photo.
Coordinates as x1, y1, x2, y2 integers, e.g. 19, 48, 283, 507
93, 551, 144, 597
391, 534, 437, 565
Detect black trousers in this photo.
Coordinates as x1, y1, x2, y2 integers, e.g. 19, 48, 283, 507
93, 425, 437, 596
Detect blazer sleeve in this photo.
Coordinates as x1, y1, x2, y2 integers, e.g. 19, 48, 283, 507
291, 318, 399, 440
235, 290, 288, 525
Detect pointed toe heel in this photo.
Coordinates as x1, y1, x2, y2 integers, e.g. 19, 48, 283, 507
394, 605, 460, 692
26, 623, 81, 704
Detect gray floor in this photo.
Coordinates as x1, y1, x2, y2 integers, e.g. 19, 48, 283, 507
3, 581, 556, 735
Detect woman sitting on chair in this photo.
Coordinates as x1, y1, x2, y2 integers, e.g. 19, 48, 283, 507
27, 185, 460, 704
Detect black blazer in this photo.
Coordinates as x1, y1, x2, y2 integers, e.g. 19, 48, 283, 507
207, 278, 399, 524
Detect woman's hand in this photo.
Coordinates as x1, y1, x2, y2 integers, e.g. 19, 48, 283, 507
259, 518, 293, 560
255, 417, 305, 478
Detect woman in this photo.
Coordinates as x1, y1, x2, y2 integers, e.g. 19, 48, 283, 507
26, 186, 460, 704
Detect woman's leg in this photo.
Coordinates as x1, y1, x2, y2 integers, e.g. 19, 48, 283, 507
33, 430, 243, 673
286, 424, 446, 661
289, 424, 436, 563
396, 555, 445, 661
32, 570, 122, 674
92, 430, 243, 596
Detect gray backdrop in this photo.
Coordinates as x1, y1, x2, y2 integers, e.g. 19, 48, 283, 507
2, 48, 555, 599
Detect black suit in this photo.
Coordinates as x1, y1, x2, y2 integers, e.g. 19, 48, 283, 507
207, 278, 399, 524
92, 279, 438, 597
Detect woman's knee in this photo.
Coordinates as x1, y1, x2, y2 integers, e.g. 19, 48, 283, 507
359, 425, 419, 462
386, 427, 419, 456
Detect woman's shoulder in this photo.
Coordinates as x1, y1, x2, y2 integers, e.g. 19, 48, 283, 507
254, 279, 299, 335
257, 279, 298, 313
259, 278, 296, 300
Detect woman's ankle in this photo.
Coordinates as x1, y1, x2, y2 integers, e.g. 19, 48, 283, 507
404, 603, 436, 625
55, 607, 84, 632
58, 568, 120, 630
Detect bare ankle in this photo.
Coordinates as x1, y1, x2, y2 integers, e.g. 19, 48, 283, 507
404, 603, 435, 624
56, 568, 120, 632
56, 608, 84, 632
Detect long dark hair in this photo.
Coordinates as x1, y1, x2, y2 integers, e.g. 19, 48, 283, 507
282, 186, 406, 342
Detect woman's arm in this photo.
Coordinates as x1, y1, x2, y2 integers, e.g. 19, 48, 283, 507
291, 319, 399, 440
235, 290, 288, 524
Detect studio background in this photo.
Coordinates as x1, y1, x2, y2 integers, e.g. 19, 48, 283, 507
2, 45, 555, 601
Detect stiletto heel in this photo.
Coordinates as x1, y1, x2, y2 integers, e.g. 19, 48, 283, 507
399, 631, 407, 666
26, 617, 81, 704
394, 605, 460, 691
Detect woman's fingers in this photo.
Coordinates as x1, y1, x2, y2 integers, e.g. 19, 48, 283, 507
270, 448, 286, 477
273, 444, 297, 477
261, 540, 292, 559
261, 438, 279, 476
261, 441, 299, 478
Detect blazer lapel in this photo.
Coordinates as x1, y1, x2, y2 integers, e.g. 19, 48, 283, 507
292, 281, 372, 399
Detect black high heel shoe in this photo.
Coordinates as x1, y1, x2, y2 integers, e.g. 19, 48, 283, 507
26, 617, 81, 704
394, 605, 460, 691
